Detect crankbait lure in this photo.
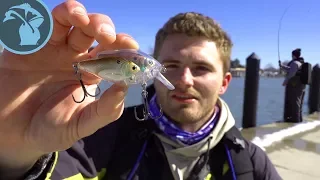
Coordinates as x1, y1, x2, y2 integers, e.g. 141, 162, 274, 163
74, 56, 141, 85
72, 49, 175, 121
96, 49, 175, 89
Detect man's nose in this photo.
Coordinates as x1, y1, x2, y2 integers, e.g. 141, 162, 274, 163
176, 67, 194, 87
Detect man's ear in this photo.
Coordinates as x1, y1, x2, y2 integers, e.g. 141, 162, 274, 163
219, 72, 232, 95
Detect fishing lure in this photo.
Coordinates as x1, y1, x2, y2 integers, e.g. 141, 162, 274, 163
72, 49, 175, 121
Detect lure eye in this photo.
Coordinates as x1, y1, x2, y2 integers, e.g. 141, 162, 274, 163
148, 60, 153, 65
161, 66, 167, 73
132, 66, 137, 70
117, 60, 121, 64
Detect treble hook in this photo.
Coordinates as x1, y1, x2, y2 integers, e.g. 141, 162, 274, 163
134, 83, 163, 121
72, 63, 101, 103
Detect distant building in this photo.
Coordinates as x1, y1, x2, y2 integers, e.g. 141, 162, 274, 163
230, 67, 246, 77
230, 67, 268, 77
260, 67, 282, 77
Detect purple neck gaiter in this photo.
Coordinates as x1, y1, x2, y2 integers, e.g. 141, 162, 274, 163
149, 94, 220, 145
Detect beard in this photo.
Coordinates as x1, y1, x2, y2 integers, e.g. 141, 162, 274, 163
160, 98, 216, 126
154, 81, 220, 131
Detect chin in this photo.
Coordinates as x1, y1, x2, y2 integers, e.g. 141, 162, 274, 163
169, 108, 199, 122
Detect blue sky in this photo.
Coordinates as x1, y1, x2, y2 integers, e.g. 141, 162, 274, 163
45, 0, 320, 68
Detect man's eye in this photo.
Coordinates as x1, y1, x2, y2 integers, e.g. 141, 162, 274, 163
196, 66, 210, 71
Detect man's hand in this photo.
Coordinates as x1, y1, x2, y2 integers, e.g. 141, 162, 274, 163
0, 1, 139, 179
278, 60, 282, 68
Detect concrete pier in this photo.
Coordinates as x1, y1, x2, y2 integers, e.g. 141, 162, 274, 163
241, 113, 320, 179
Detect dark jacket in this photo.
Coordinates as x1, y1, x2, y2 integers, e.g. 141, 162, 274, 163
20, 106, 282, 180
21, 86, 282, 180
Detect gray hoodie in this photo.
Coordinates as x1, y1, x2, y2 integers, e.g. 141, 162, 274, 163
155, 97, 235, 180
280, 59, 303, 85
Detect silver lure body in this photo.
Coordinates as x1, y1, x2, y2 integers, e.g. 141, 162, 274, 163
96, 49, 175, 90
76, 57, 141, 83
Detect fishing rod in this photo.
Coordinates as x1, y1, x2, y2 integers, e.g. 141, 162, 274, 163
277, 3, 294, 73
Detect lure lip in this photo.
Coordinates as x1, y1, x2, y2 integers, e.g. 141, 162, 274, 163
155, 73, 175, 90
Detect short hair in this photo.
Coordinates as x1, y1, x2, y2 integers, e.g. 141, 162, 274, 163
292, 48, 301, 58
153, 12, 233, 74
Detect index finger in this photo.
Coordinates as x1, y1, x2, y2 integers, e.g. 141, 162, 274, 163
49, 1, 90, 45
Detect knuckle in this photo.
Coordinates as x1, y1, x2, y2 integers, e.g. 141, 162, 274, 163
64, 0, 86, 12
52, 1, 87, 17
51, 3, 63, 16
69, 43, 87, 53
88, 13, 114, 28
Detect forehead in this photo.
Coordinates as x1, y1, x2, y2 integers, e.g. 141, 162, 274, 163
158, 34, 221, 65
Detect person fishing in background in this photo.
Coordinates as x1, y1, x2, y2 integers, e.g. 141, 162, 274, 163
279, 48, 307, 122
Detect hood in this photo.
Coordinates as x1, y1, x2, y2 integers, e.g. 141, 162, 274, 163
155, 97, 235, 157
289, 57, 304, 64
298, 57, 304, 61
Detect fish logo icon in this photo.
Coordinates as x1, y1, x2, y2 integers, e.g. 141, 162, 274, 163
0, 0, 53, 55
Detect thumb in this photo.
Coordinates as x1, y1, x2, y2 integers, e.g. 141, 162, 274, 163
76, 82, 128, 138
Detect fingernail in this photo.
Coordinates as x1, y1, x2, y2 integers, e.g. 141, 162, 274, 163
100, 24, 116, 37
72, 7, 86, 16
123, 37, 139, 49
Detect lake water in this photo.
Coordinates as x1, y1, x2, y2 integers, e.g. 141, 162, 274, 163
99, 78, 310, 127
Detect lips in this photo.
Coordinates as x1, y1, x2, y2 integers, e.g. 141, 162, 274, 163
171, 92, 196, 104
172, 94, 194, 99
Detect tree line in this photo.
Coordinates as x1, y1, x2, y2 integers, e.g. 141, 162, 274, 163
230, 58, 290, 71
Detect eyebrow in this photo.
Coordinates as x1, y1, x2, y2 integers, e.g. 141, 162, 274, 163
161, 59, 180, 64
193, 61, 216, 71
162, 59, 215, 70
